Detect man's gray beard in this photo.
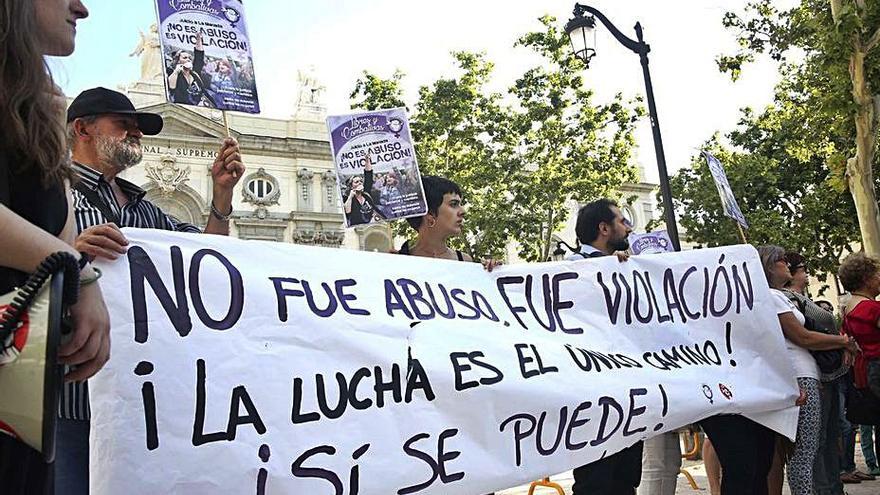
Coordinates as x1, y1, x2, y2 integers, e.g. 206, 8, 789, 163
95, 135, 142, 172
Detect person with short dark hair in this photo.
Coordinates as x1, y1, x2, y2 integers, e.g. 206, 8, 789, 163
567, 198, 642, 495
573, 198, 631, 255
397, 175, 499, 264
394, 174, 498, 494
399, 176, 469, 257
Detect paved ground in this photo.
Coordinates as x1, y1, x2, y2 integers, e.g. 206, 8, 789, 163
499, 450, 879, 495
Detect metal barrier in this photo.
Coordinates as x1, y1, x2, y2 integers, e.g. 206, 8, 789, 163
679, 429, 701, 489
527, 477, 565, 495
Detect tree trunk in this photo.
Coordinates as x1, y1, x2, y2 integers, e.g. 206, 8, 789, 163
832, 0, 880, 256
846, 47, 880, 256
542, 207, 555, 261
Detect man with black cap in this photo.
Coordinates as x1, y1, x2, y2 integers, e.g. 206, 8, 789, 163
56, 87, 244, 494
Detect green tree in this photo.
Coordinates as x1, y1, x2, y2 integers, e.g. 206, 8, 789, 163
717, 0, 880, 256
670, 122, 860, 287
350, 70, 407, 111
351, 16, 642, 262
508, 16, 641, 261
351, 53, 517, 259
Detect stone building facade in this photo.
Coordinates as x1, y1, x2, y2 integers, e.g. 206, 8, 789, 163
109, 32, 658, 259
114, 76, 391, 251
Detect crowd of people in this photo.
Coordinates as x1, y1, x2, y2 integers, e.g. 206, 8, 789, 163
691, 248, 879, 495
1, 1, 878, 495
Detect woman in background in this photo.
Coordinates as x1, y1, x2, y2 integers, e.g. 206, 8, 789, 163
757, 246, 858, 495
838, 253, 880, 398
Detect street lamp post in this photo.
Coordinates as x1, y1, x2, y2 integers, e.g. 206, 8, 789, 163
565, 4, 681, 252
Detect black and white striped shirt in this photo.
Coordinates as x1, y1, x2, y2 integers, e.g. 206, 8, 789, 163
60, 162, 201, 421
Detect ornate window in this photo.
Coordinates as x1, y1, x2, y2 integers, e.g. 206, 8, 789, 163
241, 168, 280, 206
247, 177, 274, 200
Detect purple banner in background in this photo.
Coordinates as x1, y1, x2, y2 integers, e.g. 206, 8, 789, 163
156, 0, 259, 113
629, 230, 675, 255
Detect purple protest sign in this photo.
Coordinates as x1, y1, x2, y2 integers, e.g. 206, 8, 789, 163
155, 0, 259, 113
326, 109, 428, 228
629, 230, 675, 255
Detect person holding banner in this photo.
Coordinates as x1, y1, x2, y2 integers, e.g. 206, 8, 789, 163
394, 174, 498, 494
757, 245, 859, 495
57, 87, 244, 494
0, 0, 112, 493
566, 198, 645, 495
396, 175, 500, 271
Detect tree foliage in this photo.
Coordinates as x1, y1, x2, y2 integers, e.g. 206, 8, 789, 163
350, 16, 642, 261
669, 0, 879, 291
714, 0, 880, 256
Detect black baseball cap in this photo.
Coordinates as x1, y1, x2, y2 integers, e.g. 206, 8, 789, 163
67, 87, 163, 135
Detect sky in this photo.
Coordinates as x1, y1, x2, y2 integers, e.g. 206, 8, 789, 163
51, 0, 788, 184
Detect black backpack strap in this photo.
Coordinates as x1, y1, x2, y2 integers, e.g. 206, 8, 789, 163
456, 250, 464, 262
579, 250, 605, 259
785, 289, 807, 314
72, 181, 120, 226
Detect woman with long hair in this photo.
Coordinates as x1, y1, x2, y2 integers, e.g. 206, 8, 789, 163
756, 245, 858, 495
0, 0, 110, 491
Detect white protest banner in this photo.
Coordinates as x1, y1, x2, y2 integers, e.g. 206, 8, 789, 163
90, 229, 799, 495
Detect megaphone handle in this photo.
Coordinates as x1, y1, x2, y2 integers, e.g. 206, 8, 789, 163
0, 252, 79, 342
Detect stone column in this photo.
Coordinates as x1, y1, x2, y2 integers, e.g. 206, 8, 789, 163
296, 168, 314, 211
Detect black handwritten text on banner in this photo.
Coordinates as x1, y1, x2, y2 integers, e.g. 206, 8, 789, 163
90, 229, 799, 495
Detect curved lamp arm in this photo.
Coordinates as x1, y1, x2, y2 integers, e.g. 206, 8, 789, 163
553, 239, 580, 257
573, 3, 648, 55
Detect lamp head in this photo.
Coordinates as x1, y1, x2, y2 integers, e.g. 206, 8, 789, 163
565, 13, 597, 66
